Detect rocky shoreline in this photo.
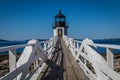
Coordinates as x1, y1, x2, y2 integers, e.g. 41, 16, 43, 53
0, 54, 21, 77
100, 54, 120, 73
0, 54, 9, 77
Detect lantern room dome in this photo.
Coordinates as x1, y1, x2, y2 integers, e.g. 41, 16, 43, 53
55, 10, 65, 18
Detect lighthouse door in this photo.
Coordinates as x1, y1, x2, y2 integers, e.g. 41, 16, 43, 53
58, 29, 62, 37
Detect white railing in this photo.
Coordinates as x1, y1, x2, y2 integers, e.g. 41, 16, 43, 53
63, 35, 120, 80
0, 36, 58, 80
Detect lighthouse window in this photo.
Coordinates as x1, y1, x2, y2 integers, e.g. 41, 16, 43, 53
60, 18, 65, 21
56, 18, 60, 21
56, 18, 65, 21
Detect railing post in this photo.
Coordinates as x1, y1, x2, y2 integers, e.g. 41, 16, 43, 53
53, 37, 55, 46
50, 40, 52, 46
34, 62, 36, 70
9, 49, 17, 80
77, 42, 79, 49
48, 41, 50, 47
49, 39, 51, 47
36, 60, 39, 74
9, 49, 16, 72
107, 48, 114, 69
47, 41, 50, 53
73, 41, 76, 51
44, 42, 47, 50
75, 42, 79, 58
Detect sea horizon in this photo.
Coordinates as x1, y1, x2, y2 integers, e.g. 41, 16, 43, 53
0, 38, 120, 55
1, 38, 120, 41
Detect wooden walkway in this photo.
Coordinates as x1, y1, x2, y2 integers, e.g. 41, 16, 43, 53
37, 39, 88, 80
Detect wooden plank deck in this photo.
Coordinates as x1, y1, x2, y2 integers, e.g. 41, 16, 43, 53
37, 38, 88, 80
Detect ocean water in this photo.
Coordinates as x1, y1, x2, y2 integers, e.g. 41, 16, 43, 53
93, 39, 120, 54
0, 41, 28, 54
0, 39, 120, 54
0, 40, 44, 54
0, 41, 28, 47
93, 39, 120, 45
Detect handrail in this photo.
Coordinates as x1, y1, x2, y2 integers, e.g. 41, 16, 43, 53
63, 35, 120, 80
0, 43, 35, 52
0, 36, 58, 80
89, 43, 120, 50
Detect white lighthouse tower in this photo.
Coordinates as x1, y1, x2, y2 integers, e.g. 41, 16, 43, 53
53, 10, 68, 37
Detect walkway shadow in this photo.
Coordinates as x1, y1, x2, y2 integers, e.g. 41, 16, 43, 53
39, 39, 65, 80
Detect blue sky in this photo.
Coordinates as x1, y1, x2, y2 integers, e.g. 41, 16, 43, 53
0, 0, 120, 40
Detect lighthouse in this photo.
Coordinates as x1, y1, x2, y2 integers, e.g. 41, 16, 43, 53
53, 10, 68, 37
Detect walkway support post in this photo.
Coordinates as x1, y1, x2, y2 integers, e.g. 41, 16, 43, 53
44, 42, 47, 50
9, 49, 16, 72
9, 49, 17, 80
107, 48, 114, 69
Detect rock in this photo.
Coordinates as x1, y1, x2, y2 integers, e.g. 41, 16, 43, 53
0, 60, 8, 65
